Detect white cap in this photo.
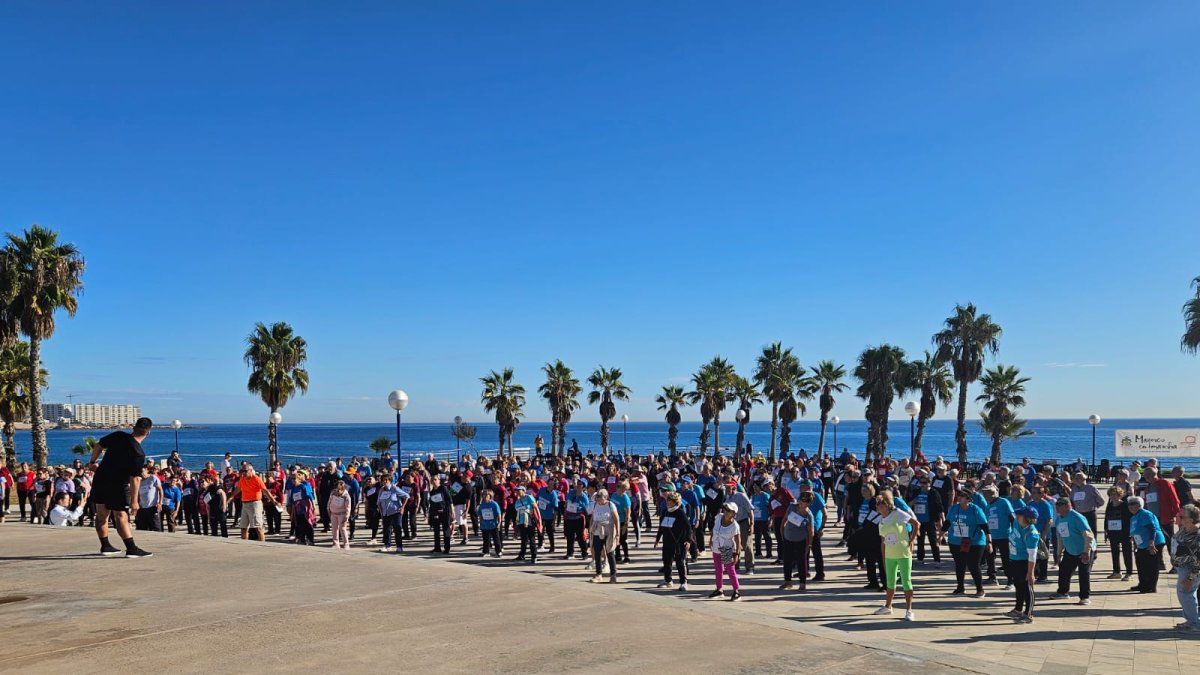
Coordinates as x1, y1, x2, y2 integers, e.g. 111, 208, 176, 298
721, 502, 738, 514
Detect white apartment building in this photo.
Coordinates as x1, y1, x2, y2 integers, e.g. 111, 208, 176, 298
42, 403, 73, 423
66, 403, 142, 427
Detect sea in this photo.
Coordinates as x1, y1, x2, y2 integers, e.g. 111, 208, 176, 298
13, 418, 1200, 471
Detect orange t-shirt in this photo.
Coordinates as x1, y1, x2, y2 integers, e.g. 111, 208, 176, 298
237, 475, 267, 502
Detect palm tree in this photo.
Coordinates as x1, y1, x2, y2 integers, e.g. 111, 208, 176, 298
778, 371, 815, 457
0, 341, 47, 469
687, 357, 735, 456
934, 303, 1002, 467
854, 344, 909, 463
369, 436, 396, 455
587, 366, 630, 455
655, 385, 689, 457
0, 225, 85, 467
810, 360, 848, 461
754, 342, 801, 462
976, 364, 1033, 464
731, 375, 762, 460
907, 350, 955, 460
481, 368, 526, 456
244, 321, 309, 466
1184, 276, 1200, 354
70, 436, 98, 456
539, 360, 581, 456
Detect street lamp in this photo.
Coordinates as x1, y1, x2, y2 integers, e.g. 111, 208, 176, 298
1088, 414, 1101, 471
454, 415, 463, 452
904, 402, 920, 463
171, 419, 182, 453
830, 416, 840, 459
388, 390, 409, 464
735, 408, 747, 461
622, 414, 629, 453
268, 411, 282, 465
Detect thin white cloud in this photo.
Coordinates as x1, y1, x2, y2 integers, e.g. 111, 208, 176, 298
1044, 362, 1107, 369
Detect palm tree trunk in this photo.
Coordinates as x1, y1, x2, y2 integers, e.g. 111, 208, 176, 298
29, 336, 47, 468
507, 430, 514, 456
668, 422, 677, 457
914, 413, 929, 458
498, 426, 505, 456
713, 417, 721, 457
991, 434, 1002, 466
817, 412, 828, 461
769, 402, 779, 462
880, 408, 891, 457
2, 420, 14, 470
600, 419, 609, 455
955, 378, 969, 467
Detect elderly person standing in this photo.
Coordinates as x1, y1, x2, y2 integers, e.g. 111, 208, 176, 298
1172, 504, 1200, 631
1069, 472, 1105, 536
1139, 466, 1181, 572
1128, 496, 1167, 593
1049, 497, 1095, 605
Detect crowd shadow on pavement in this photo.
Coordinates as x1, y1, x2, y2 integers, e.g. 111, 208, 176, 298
934, 628, 1184, 643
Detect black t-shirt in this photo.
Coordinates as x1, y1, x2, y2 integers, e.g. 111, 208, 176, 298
94, 431, 145, 484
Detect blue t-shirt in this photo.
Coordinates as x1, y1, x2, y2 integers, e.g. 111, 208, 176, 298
971, 492, 988, 512
1009, 522, 1041, 562
809, 492, 827, 530
564, 491, 590, 520
680, 486, 701, 523
536, 487, 560, 520
913, 492, 932, 524
986, 498, 1015, 541
751, 493, 771, 522
611, 493, 632, 522
289, 482, 315, 503
1128, 509, 1166, 550
947, 503, 988, 546
1031, 499, 1053, 535
1053, 509, 1092, 556
513, 494, 537, 525
163, 485, 182, 510
477, 500, 502, 530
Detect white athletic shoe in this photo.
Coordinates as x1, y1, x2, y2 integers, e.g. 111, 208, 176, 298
678, 584, 688, 592
903, 610, 915, 622
377, 546, 394, 553
657, 582, 670, 588
873, 606, 893, 615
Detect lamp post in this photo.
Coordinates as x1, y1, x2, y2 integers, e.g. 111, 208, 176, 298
830, 416, 840, 459
1088, 414, 1101, 471
388, 390, 409, 465
735, 408, 747, 462
622, 414, 629, 454
171, 419, 182, 453
904, 402, 919, 463
454, 415, 463, 452
268, 411, 282, 465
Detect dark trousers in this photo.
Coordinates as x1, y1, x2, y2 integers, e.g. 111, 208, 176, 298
661, 543, 687, 583
1162, 524, 1176, 569
402, 508, 417, 539
183, 503, 201, 534
564, 518, 586, 557
1110, 533, 1132, 574
135, 508, 162, 532
1057, 552, 1091, 599
952, 544, 984, 591
517, 524, 537, 561
916, 522, 941, 561
266, 503, 282, 534
17, 490, 30, 520
294, 518, 314, 544
318, 493, 330, 530
366, 511, 380, 539
863, 543, 884, 587
989, 539, 1011, 583
382, 513, 403, 549
593, 537, 616, 577
810, 533, 825, 575
431, 515, 451, 552
537, 519, 556, 552
1007, 558, 1034, 614
753, 521, 773, 557
1134, 546, 1161, 591
207, 513, 227, 537
782, 538, 810, 583
482, 528, 501, 554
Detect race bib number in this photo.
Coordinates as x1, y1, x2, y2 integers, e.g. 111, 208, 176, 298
755, 507, 766, 520
1057, 522, 1070, 538
953, 522, 970, 539
592, 510, 608, 522
835, 485, 845, 493
706, 489, 718, 500
203, 494, 212, 504
988, 516, 999, 530
537, 498, 549, 510
914, 504, 927, 515
1107, 520, 1121, 531
884, 532, 899, 546
430, 494, 444, 503
566, 502, 579, 513
823, 471, 832, 478
787, 512, 807, 527
450, 483, 462, 495
183, 488, 194, 496
1072, 491, 1085, 501
366, 488, 377, 497
770, 499, 782, 510
1133, 533, 1144, 547
933, 479, 945, 489
481, 510, 495, 521
1146, 492, 1158, 504
661, 516, 676, 528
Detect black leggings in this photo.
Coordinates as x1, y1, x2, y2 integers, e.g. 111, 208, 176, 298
402, 508, 417, 539
207, 512, 227, 537
537, 520, 556, 552
989, 539, 1011, 583
1006, 558, 1034, 613
952, 544, 984, 591
564, 518, 586, 557
754, 521, 773, 557
916, 522, 941, 561
593, 536, 617, 577
183, 504, 201, 534
782, 538, 810, 583
661, 543, 687, 584
1110, 533, 1132, 574
618, 523, 631, 561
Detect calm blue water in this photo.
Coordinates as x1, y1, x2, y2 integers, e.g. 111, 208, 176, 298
12, 418, 1200, 470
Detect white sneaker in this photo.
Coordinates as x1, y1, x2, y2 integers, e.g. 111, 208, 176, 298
657, 582, 670, 588
904, 610, 915, 622
590, 575, 602, 583
678, 584, 688, 592
873, 606, 893, 615
367, 538, 378, 546
377, 546, 394, 553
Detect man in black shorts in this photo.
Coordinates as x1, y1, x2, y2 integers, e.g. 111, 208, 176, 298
87, 417, 155, 558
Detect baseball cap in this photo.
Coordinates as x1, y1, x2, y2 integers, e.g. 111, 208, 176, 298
1015, 506, 1038, 520
659, 482, 676, 492
721, 502, 738, 514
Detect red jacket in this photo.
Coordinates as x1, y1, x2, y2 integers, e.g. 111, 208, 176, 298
1150, 477, 1181, 523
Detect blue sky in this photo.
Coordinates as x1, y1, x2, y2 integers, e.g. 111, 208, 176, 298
2, 2, 1198, 424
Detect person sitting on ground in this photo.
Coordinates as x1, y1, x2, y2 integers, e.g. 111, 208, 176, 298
47, 491, 85, 527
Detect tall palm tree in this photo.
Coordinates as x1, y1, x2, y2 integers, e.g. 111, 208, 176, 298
854, 344, 908, 463
0, 225, 85, 468
538, 360, 581, 456
1184, 276, 1200, 354
655, 385, 689, 457
731, 375, 762, 460
687, 357, 735, 456
976, 364, 1033, 464
778, 371, 814, 457
934, 303, 1002, 467
907, 350, 955, 460
244, 321, 309, 466
754, 342, 801, 462
587, 366, 630, 455
481, 368, 526, 456
810, 360, 848, 461
0, 341, 47, 469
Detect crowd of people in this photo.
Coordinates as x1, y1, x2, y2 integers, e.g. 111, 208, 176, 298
3, 431, 1200, 632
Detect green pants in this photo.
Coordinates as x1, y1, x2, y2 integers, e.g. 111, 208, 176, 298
885, 557, 914, 591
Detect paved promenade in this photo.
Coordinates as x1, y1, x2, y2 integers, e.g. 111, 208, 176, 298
0, 521, 1190, 674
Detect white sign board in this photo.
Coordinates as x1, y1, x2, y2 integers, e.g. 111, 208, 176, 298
1115, 429, 1200, 458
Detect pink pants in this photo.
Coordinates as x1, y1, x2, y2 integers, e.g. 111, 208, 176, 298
713, 552, 741, 591
331, 513, 349, 546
